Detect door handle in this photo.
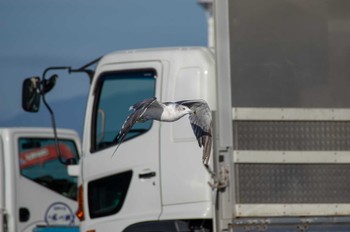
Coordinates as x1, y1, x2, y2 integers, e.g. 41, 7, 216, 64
139, 171, 156, 179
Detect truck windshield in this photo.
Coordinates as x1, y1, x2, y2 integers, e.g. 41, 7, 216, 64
92, 69, 156, 152
19, 138, 79, 200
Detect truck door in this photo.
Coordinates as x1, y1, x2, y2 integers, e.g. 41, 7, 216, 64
13, 129, 80, 232
0, 137, 4, 232
160, 62, 213, 209
82, 62, 162, 231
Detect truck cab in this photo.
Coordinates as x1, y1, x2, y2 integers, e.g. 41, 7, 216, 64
0, 128, 81, 232
78, 47, 216, 232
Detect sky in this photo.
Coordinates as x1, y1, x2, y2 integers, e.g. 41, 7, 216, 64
0, 0, 207, 137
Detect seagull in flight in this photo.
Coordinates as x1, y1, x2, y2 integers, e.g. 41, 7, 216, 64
112, 97, 212, 165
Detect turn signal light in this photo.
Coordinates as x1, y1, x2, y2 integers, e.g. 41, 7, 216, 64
76, 185, 85, 221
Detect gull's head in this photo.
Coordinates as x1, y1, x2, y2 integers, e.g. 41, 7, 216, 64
162, 103, 193, 122
176, 104, 193, 116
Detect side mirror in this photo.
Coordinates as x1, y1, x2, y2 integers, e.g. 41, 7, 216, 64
22, 77, 41, 112
67, 164, 80, 177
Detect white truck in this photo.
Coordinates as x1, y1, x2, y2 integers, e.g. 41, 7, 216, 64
0, 128, 81, 232
22, 0, 350, 231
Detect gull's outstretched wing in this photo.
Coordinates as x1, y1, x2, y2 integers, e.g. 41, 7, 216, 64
177, 99, 213, 165
112, 97, 158, 156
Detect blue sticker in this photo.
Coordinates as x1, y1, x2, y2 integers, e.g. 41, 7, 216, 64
45, 202, 75, 225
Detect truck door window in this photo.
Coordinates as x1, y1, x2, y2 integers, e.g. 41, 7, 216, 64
92, 69, 156, 152
18, 138, 79, 200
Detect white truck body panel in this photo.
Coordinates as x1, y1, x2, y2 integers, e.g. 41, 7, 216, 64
231, 108, 350, 217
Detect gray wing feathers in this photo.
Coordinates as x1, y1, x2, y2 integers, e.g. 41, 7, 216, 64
113, 97, 213, 165
112, 97, 157, 156
130, 97, 157, 111
177, 99, 213, 165
142, 101, 164, 121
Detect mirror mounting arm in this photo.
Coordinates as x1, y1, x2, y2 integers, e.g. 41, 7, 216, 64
23, 60, 100, 165
41, 66, 72, 165
69, 56, 101, 83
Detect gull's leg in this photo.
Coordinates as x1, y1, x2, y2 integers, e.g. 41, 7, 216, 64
204, 164, 229, 190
